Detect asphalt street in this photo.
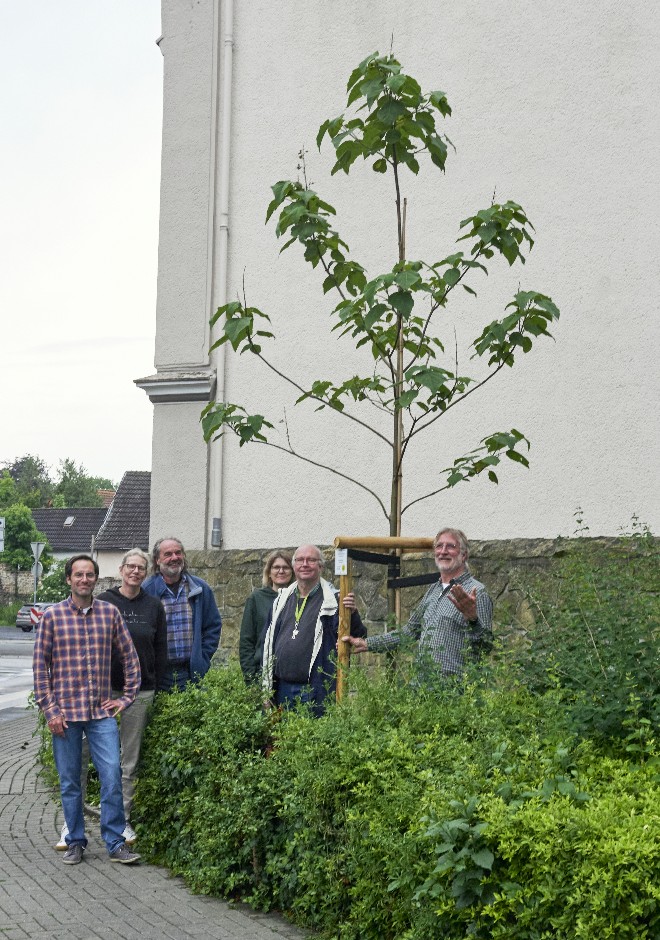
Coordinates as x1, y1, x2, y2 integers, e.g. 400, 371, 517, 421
0, 625, 35, 723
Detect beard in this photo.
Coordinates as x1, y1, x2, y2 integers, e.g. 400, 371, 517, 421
160, 560, 184, 580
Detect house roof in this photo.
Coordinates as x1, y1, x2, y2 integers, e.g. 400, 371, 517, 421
97, 489, 116, 508
32, 508, 108, 553
94, 471, 151, 551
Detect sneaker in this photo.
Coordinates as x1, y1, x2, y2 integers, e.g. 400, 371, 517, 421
122, 823, 137, 845
109, 844, 141, 865
62, 843, 84, 865
55, 823, 69, 851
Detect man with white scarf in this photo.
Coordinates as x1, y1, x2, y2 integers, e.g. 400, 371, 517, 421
262, 544, 366, 716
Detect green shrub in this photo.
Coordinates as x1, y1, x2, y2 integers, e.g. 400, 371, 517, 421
504, 523, 659, 742
133, 661, 660, 939
39, 561, 69, 602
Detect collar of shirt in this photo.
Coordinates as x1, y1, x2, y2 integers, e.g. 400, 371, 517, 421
163, 573, 188, 599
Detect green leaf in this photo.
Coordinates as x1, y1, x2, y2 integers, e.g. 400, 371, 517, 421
377, 98, 407, 125
471, 848, 494, 870
389, 290, 414, 317
506, 449, 529, 466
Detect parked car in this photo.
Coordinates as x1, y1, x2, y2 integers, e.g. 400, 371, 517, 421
15, 602, 56, 632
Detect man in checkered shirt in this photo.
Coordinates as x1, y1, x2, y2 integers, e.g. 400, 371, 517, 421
344, 527, 493, 676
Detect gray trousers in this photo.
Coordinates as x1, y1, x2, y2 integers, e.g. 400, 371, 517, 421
114, 689, 155, 820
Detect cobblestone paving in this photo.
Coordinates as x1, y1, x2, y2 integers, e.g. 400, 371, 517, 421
0, 715, 310, 940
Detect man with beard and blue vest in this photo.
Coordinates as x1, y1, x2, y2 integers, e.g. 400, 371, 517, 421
143, 538, 222, 691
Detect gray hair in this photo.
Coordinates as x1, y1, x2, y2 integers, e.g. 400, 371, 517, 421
120, 548, 150, 570
433, 527, 469, 558
292, 545, 325, 568
151, 537, 186, 574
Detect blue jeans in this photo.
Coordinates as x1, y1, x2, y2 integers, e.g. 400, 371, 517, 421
52, 717, 126, 854
276, 680, 314, 709
160, 662, 192, 692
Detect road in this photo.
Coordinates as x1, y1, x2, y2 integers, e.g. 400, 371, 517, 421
0, 624, 35, 722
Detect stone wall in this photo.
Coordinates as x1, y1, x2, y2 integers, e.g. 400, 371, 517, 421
0, 564, 36, 605
185, 537, 647, 665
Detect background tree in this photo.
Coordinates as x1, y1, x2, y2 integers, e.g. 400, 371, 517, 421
0, 503, 51, 572
52, 458, 114, 508
0, 471, 19, 509
202, 51, 559, 540
1, 454, 53, 508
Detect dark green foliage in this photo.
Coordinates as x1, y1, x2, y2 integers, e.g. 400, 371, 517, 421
1, 455, 53, 508
52, 457, 113, 508
134, 651, 659, 939
505, 523, 659, 741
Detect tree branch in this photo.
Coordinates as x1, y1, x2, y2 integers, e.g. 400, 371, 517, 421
401, 481, 452, 515
250, 434, 390, 521
249, 346, 393, 448
408, 360, 508, 439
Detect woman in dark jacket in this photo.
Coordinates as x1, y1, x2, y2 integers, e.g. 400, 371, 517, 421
98, 548, 167, 843
239, 549, 293, 681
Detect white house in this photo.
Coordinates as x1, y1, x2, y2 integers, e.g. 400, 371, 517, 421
137, 0, 660, 550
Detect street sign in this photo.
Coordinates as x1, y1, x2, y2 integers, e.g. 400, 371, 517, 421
30, 607, 41, 626
31, 562, 44, 579
30, 541, 45, 561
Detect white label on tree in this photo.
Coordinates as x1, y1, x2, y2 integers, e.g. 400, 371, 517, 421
334, 549, 348, 576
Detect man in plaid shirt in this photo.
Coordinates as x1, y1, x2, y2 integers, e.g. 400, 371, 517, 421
33, 554, 142, 866
344, 527, 493, 677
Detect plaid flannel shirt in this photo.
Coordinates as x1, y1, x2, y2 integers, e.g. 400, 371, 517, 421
33, 596, 140, 723
366, 570, 493, 676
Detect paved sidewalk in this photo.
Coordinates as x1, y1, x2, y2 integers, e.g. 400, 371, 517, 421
0, 714, 311, 940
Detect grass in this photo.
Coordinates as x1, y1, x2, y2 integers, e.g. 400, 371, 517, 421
0, 602, 22, 627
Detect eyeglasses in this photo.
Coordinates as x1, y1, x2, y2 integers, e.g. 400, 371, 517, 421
293, 557, 321, 565
435, 542, 460, 552
123, 563, 147, 572
271, 565, 292, 572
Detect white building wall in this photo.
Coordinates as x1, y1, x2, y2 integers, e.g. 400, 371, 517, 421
147, 0, 660, 549
96, 551, 125, 581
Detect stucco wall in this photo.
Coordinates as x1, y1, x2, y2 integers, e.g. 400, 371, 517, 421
150, 400, 210, 547
96, 551, 125, 580
149, 0, 660, 550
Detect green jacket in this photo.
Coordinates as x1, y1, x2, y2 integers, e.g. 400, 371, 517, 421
239, 586, 277, 680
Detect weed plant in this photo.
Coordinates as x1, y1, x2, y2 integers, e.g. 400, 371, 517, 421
0, 601, 21, 626
503, 520, 659, 742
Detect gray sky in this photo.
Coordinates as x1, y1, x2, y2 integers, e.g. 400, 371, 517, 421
0, 1, 162, 487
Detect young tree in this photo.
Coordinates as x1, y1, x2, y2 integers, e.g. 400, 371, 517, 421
202, 52, 559, 539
